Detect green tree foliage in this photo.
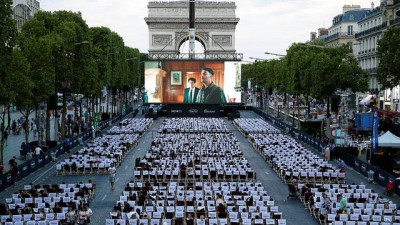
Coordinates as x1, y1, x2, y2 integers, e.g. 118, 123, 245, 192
0, 0, 16, 107
125, 46, 141, 88
89, 27, 113, 92
241, 42, 368, 107
377, 26, 400, 89
0, 0, 17, 163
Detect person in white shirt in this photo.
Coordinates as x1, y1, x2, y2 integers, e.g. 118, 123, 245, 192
108, 163, 117, 190
35, 146, 42, 156
183, 78, 199, 103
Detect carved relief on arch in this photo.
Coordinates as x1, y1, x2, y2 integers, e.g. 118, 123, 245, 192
152, 35, 172, 46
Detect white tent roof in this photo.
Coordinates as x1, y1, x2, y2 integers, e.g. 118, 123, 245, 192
359, 95, 373, 105
378, 131, 400, 147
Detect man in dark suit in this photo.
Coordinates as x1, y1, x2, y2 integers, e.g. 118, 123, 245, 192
183, 77, 199, 103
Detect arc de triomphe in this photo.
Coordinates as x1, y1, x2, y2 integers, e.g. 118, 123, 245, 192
145, 1, 242, 60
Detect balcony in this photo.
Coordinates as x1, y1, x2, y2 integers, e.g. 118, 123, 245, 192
364, 67, 377, 74
355, 23, 387, 39
324, 32, 354, 43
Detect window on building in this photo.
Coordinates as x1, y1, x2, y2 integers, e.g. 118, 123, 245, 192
347, 25, 353, 35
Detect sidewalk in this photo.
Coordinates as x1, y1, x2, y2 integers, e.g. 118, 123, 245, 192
1, 111, 55, 172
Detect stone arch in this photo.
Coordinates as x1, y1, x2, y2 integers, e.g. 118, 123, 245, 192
145, 1, 242, 60
176, 34, 207, 53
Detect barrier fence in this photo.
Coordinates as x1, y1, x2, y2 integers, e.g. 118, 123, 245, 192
0, 106, 136, 191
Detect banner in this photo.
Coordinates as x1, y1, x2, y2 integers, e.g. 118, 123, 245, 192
371, 108, 379, 153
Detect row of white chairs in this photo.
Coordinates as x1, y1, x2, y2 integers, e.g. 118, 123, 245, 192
108, 118, 285, 224
234, 118, 280, 134
108, 118, 153, 134
158, 118, 229, 133
106, 218, 287, 225
56, 132, 141, 175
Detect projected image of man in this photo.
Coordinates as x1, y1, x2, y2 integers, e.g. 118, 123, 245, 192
196, 67, 227, 104
183, 78, 199, 103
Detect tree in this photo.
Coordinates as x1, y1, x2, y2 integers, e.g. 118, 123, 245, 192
0, 0, 17, 164
9, 49, 34, 143
377, 26, 400, 89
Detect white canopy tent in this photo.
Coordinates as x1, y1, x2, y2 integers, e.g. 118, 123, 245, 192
359, 95, 374, 105
378, 131, 400, 147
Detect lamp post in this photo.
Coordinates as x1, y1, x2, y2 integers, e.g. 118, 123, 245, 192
264, 52, 286, 57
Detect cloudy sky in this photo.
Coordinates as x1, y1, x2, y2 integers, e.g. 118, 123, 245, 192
39, 0, 378, 61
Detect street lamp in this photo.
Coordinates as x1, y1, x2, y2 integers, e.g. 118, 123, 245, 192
264, 52, 286, 57
249, 57, 268, 61
74, 41, 90, 46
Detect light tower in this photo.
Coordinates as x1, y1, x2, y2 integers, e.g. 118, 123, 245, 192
189, 0, 196, 59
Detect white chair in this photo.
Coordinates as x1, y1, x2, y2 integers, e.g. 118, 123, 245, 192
150, 219, 160, 225
162, 219, 171, 225
116, 219, 126, 225
128, 219, 138, 225
49, 221, 60, 225
106, 219, 115, 225
277, 219, 286, 225
208, 218, 218, 225
265, 219, 275, 225
339, 214, 348, 221
219, 218, 228, 225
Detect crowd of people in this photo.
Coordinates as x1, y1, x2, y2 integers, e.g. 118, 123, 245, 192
56, 119, 152, 175
0, 181, 95, 224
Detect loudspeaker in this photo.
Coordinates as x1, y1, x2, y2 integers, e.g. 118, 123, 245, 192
48, 95, 57, 110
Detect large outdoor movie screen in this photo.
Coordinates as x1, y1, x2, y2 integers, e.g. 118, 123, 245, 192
144, 61, 241, 104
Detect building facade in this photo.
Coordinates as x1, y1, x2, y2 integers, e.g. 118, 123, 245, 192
354, 0, 400, 111
354, 6, 383, 98
12, 0, 41, 32
324, 5, 369, 51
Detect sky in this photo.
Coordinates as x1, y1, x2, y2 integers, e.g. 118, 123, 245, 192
38, 0, 379, 61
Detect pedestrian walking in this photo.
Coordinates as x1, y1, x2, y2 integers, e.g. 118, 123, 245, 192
9, 159, 19, 187
325, 145, 330, 161
77, 205, 89, 225
86, 203, 93, 224
108, 163, 117, 190
66, 206, 77, 225
3, 130, 8, 146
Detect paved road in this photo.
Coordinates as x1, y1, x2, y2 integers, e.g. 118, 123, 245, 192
0, 109, 398, 225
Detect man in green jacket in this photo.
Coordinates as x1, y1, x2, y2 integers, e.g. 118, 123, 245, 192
196, 67, 227, 104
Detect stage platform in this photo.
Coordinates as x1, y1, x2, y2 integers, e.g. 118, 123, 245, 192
143, 103, 245, 118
